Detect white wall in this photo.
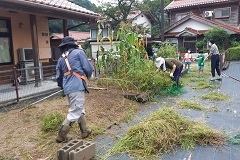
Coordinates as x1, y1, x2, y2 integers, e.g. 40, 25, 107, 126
90, 41, 120, 59
170, 19, 211, 33
132, 13, 152, 37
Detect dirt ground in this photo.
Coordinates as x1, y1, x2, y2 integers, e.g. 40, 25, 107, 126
0, 84, 142, 160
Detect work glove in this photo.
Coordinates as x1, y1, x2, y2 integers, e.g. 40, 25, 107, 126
170, 72, 174, 78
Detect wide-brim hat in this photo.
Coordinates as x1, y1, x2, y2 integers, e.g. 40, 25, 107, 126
58, 36, 78, 48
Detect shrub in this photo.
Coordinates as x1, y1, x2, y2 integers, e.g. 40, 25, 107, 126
225, 47, 240, 61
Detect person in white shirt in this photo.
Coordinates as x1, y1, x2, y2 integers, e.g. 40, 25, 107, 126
183, 49, 193, 73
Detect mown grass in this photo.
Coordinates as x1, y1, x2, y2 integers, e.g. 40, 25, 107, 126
41, 111, 65, 132
201, 91, 229, 101
106, 108, 225, 159
176, 100, 207, 111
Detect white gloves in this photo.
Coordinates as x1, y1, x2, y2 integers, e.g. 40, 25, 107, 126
170, 72, 174, 78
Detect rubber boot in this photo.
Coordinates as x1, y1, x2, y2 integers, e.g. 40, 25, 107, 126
56, 119, 72, 143
78, 115, 91, 139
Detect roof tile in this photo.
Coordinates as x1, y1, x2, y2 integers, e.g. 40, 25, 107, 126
165, 0, 230, 10
23, 0, 98, 16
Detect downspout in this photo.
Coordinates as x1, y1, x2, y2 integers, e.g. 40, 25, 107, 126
161, 0, 165, 42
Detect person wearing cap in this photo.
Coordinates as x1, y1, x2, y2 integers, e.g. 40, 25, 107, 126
156, 56, 183, 86
205, 39, 221, 80
55, 36, 93, 143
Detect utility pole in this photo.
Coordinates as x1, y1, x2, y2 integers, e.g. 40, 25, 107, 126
161, 0, 165, 42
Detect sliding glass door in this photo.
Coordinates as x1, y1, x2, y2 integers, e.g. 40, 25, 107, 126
0, 19, 13, 64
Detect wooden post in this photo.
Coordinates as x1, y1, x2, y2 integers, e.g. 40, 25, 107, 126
30, 14, 41, 87
13, 67, 19, 103
63, 19, 68, 37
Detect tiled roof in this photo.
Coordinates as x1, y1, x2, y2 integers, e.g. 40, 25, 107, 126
23, 0, 99, 16
51, 31, 90, 40
165, 28, 207, 37
165, 0, 230, 10
165, 14, 240, 35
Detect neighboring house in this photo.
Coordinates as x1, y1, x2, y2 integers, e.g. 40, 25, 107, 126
0, 0, 99, 84
164, 0, 240, 53
51, 31, 90, 46
127, 10, 152, 38
89, 9, 153, 59
50, 31, 90, 62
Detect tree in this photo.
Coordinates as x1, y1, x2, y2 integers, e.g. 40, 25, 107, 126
137, 0, 172, 38
204, 27, 230, 51
99, 0, 138, 29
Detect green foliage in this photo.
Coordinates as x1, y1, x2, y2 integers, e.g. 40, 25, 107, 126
196, 41, 205, 50
124, 60, 174, 95
137, 0, 172, 37
99, 0, 137, 28
230, 38, 240, 47
226, 47, 240, 61
158, 42, 177, 58
41, 112, 65, 132
204, 27, 230, 51
72, 0, 98, 12
107, 108, 225, 159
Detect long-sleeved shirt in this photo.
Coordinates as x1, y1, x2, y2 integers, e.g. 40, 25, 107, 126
56, 49, 93, 95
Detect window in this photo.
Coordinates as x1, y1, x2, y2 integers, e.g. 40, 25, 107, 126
214, 7, 230, 18
91, 28, 109, 39
176, 13, 189, 21
102, 28, 108, 37
90, 29, 98, 39
0, 19, 13, 64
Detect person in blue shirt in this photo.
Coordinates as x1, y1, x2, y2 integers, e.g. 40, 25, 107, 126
55, 36, 93, 143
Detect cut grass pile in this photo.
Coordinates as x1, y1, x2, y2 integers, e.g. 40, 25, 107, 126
176, 100, 207, 111
201, 91, 229, 101
192, 81, 215, 89
108, 108, 225, 159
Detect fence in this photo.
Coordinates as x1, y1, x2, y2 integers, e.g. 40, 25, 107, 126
0, 64, 59, 107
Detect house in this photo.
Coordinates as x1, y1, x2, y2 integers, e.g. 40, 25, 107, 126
50, 31, 90, 62
164, 0, 240, 53
50, 31, 90, 47
89, 10, 153, 59
0, 0, 99, 84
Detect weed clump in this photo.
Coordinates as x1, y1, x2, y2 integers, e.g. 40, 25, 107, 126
108, 108, 225, 159
201, 91, 229, 101
41, 112, 65, 132
177, 100, 207, 111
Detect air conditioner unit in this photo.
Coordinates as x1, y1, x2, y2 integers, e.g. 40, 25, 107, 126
204, 11, 213, 17
19, 62, 43, 83
18, 48, 34, 61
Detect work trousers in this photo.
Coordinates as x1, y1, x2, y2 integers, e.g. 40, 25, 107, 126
211, 55, 221, 77
66, 91, 85, 122
173, 65, 183, 86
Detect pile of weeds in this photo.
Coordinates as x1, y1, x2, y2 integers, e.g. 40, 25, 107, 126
176, 100, 207, 111
201, 91, 229, 101
41, 111, 65, 132
107, 108, 225, 159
